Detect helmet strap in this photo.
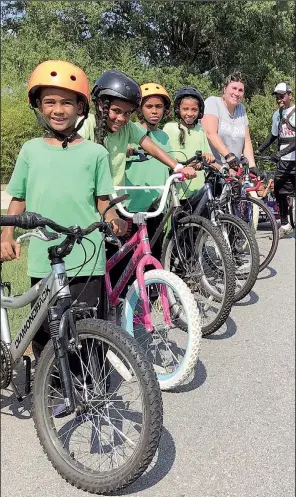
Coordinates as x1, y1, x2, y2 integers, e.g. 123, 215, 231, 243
31, 105, 86, 148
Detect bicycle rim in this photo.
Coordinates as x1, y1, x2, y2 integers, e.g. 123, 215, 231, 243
162, 218, 235, 335
235, 197, 279, 272
121, 270, 201, 390
32, 320, 163, 493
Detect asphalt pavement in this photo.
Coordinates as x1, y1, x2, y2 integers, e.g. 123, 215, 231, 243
1, 235, 295, 497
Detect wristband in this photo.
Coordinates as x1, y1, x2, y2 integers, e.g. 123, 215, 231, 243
174, 163, 184, 172
224, 152, 235, 161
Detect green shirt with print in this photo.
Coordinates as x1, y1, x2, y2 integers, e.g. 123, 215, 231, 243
125, 125, 171, 212
163, 122, 211, 199
6, 138, 114, 278
79, 114, 147, 186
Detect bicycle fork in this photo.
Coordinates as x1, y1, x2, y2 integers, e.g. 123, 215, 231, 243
136, 223, 173, 331
48, 301, 77, 414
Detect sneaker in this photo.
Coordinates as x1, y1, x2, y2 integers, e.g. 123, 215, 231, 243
279, 223, 294, 238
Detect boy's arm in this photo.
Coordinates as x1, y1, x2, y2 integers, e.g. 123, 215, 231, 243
96, 196, 127, 237
1, 198, 26, 260
257, 133, 277, 153
139, 135, 196, 179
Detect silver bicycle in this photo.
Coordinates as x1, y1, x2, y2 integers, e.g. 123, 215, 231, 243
0, 207, 163, 495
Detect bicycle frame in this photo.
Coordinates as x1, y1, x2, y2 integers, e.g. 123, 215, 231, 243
1, 264, 69, 363
105, 221, 172, 332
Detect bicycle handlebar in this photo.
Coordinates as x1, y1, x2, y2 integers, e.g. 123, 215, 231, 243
111, 172, 185, 219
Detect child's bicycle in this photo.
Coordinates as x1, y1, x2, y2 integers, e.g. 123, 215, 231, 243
106, 172, 202, 390
116, 156, 235, 337
0, 206, 163, 495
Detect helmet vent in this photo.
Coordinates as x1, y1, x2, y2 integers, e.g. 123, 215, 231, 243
50, 71, 57, 77
70, 75, 76, 81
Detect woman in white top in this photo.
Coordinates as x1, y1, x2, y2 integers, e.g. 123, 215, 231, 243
201, 72, 256, 171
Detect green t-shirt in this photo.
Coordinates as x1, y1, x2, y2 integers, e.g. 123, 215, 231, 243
6, 138, 114, 278
162, 122, 211, 199
79, 114, 147, 186
125, 125, 171, 212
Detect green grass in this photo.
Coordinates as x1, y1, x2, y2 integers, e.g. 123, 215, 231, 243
1, 210, 30, 338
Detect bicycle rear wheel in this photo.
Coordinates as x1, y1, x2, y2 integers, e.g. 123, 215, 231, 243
217, 214, 260, 302
234, 196, 279, 272
161, 215, 235, 336
32, 319, 163, 495
121, 269, 202, 391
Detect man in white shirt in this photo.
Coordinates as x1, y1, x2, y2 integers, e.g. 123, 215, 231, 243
258, 83, 295, 237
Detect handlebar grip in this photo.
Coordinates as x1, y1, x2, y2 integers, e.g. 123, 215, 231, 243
0, 212, 46, 229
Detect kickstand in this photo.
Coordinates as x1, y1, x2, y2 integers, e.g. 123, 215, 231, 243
23, 355, 32, 395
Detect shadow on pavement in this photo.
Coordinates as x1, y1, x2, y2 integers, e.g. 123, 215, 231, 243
204, 315, 237, 341
0, 360, 33, 420
257, 266, 277, 280
234, 289, 259, 307
115, 425, 176, 496
172, 359, 207, 393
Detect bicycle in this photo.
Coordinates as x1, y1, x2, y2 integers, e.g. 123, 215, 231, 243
106, 172, 202, 389
254, 154, 295, 229
124, 151, 236, 337
225, 156, 279, 271
178, 152, 260, 303
0, 205, 163, 495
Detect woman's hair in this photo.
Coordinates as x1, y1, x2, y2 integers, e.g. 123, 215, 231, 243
94, 98, 111, 146
222, 71, 246, 89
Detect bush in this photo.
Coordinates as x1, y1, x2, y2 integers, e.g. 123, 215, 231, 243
1, 88, 41, 183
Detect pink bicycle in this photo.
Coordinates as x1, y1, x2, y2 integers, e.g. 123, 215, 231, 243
105, 173, 202, 391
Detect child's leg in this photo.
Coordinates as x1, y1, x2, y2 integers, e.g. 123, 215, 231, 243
31, 275, 106, 362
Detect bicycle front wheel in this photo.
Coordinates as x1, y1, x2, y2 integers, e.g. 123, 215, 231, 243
162, 215, 235, 336
32, 319, 163, 495
233, 196, 279, 272
121, 269, 202, 391
217, 213, 260, 302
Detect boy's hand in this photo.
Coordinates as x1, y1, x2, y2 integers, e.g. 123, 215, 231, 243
0, 235, 21, 261
182, 166, 197, 179
203, 153, 215, 164
110, 217, 128, 237
126, 146, 136, 158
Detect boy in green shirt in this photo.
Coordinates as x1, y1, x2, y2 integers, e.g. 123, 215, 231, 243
163, 87, 215, 199
79, 70, 197, 184
0, 60, 127, 360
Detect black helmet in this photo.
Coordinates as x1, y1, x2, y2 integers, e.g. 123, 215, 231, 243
91, 70, 141, 107
174, 87, 205, 120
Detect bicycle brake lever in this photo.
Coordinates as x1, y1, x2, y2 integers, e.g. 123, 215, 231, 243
16, 228, 61, 243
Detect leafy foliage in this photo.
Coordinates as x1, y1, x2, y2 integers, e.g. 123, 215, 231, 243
1, 0, 295, 180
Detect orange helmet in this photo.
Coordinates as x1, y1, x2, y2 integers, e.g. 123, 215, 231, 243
28, 60, 90, 115
140, 83, 171, 111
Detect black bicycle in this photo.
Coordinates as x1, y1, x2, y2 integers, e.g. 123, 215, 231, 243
127, 149, 236, 337
178, 152, 260, 302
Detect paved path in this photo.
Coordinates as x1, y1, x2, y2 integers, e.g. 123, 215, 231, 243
1, 236, 295, 497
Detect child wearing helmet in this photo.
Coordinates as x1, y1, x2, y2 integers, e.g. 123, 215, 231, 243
79, 70, 196, 186
1, 60, 127, 360
125, 82, 172, 213
121, 82, 173, 266
163, 87, 216, 200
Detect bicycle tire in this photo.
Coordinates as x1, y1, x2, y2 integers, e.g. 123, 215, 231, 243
120, 269, 202, 391
161, 215, 235, 336
235, 196, 279, 272
216, 213, 260, 302
288, 197, 295, 229
32, 319, 163, 495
